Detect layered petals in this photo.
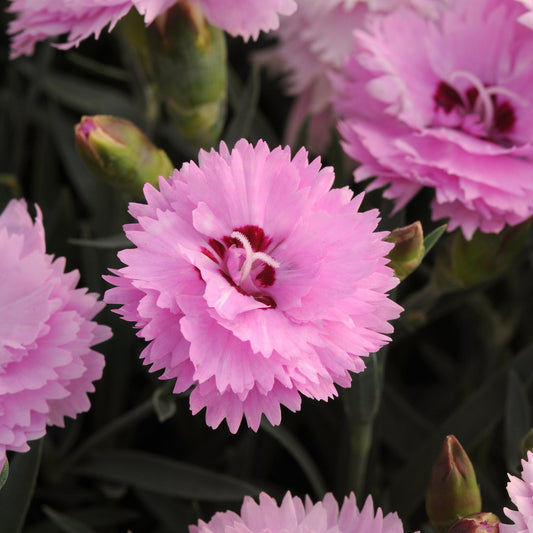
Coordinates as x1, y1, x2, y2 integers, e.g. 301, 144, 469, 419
105, 139, 401, 433
190, 491, 407, 533
7, 0, 296, 58
0, 200, 111, 468
334, 0, 533, 238
501, 451, 533, 533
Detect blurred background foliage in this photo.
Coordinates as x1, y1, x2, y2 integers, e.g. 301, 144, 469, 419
1, 1, 533, 532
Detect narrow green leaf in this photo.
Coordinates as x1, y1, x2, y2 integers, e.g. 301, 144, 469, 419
389, 342, 533, 516
423, 224, 447, 257
42, 507, 97, 533
0, 459, 8, 490
260, 421, 326, 498
0, 439, 43, 533
68, 234, 132, 249
505, 370, 531, 474
225, 65, 261, 147
136, 489, 196, 533
75, 449, 261, 501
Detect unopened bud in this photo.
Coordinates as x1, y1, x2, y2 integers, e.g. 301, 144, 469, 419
146, 2, 227, 149
75, 115, 174, 196
447, 513, 500, 533
440, 221, 531, 288
426, 435, 482, 533
385, 221, 425, 280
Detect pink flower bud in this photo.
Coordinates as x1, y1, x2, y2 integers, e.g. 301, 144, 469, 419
426, 435, 482, 533
75, 115, 174, 197
447, 513, 500, 533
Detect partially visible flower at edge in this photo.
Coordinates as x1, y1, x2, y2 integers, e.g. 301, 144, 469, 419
501, 450, 533, 533
334, 0, 533, 239
0, 199, 111, 469
104, 138, 401, 433
255, 0, 447, 152
190, 491, 406, 533
7, 0, 297, 59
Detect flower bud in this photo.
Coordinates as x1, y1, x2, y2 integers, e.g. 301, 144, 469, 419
437, 220, 531, 288
385, 221, 425, 281
75, 115, 174, 197
447, 513, 500, 533
426, 435, 482, 533
146, 2, 227, 149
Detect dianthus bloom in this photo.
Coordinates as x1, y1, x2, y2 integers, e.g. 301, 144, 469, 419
190, 491, 406, 533
334, 0, 533, 238
257, 0, 445, 151
7, 0, 296, 58
104, 139, 401, 433
501, 451, 533, 533
0, 199, 111, 469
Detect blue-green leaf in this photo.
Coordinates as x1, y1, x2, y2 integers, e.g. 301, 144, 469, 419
75, 449, 261, 501
0, 439, 43, 533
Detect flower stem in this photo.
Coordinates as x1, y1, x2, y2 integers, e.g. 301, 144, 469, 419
341, 350, 386, 496
347, 421, 374, 497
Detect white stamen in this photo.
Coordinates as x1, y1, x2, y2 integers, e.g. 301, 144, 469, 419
231, 231, 280, 283
450, 70, 494, 130
485, 86, 529, 107
449, 71, 526, 133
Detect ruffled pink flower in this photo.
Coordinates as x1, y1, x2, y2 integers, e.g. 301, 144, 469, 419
7, 0, 296, 58
0, 199, 111, 469
104, 139, 401, 433
7, 0, 177, 58
501, 451, 533, 533
334, 0, 533, 239
190, 491, 406, 533
200, 0, 297, 41
256, 0, 446, 152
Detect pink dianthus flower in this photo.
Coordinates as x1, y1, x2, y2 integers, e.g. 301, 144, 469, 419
257, 0, 446, 152
501, 451, 533, 533
190, 491, 406, 533
334, 0, 533, 239
7, 0, 296, 58
0, 199, 111, 469
104, 139, 401, 433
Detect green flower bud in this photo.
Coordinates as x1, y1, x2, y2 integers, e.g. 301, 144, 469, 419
447, 513, 500, 533
75, 115, 174, 197
426, 435, 482, 533
385, 221, 425, 281
146, 2, 227, 149
438, 221, 531, 288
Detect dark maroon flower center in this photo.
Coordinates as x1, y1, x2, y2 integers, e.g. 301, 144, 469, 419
433, 75, 517, 140
201, 224, 279, 309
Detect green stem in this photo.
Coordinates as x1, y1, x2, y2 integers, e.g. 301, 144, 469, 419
347, 421, 374, 497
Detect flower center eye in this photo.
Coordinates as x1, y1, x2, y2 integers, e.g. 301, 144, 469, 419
433, 71, 526, 138
230, 231, 280, 284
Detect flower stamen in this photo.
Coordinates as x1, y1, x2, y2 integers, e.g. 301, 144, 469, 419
449, 71, 526, 133
231, 230, 280, 283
